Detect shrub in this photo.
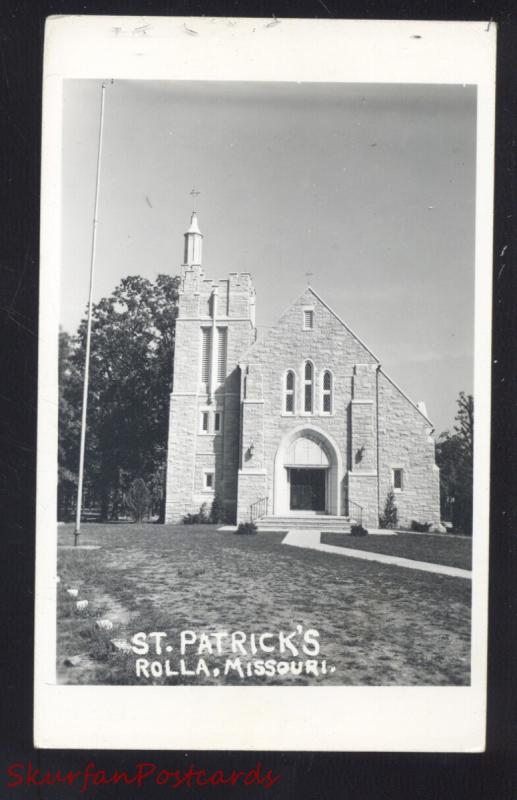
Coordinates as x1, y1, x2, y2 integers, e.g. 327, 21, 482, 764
350, 524, 368, 537
182, 502, 211, 525
379, 490, 398, 529
124, 478, 151, 522
411, 520, 431, 532
235, 522, 258, 535
210, 495, 224, 524
182, 512, 199, 525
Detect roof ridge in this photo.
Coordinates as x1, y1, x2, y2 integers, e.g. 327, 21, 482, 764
306, 286, 379, 362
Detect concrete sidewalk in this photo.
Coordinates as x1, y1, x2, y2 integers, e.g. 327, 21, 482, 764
282, 530, 471, 580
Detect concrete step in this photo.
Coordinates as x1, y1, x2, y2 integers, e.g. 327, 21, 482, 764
257, 515, 352, 532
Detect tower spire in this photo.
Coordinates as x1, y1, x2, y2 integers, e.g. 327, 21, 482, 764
184, 189, 203, 265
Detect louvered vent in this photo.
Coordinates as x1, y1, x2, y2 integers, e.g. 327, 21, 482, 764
201, 328, 211, 383
217, 327, 228, 383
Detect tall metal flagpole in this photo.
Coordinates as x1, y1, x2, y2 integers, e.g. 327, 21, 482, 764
74, 81, 108, 546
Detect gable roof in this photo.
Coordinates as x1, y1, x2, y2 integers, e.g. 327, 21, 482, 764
238, 285, 433, 426
305, 286, 380, 362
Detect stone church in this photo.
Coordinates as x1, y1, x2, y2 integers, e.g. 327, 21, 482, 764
165, 212, 441, 529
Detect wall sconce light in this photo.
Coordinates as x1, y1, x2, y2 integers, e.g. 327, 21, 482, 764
355, 445, 365, 464
248, 443, 254, 457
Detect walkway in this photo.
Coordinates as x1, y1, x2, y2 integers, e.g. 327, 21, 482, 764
282, 530, 472, 580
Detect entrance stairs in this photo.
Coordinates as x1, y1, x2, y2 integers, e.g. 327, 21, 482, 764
257, 515, 351, 533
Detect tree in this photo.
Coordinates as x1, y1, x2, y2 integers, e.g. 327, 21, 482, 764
58, 274, 180, 522
435, 392, 474, 535
379, 489, 398, 529
58, 329, 80, 520
124, 478, 151, 522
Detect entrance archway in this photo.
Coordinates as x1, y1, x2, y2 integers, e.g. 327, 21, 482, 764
273, 425, 342, 516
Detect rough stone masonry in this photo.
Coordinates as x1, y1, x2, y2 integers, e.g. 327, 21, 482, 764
165, 213, 441, 529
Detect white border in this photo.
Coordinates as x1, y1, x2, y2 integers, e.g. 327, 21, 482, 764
35, 15, 496, 751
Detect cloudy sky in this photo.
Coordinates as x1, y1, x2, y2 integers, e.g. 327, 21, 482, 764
61, 80, 476, 433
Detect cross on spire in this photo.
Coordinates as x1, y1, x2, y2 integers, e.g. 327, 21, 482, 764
190, 187, 200, 212
305, 271, 314, 286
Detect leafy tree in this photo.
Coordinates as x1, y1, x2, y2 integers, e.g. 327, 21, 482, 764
124, 477, 151, 522
379, 489, 398, 529
58, 274, 180, 521
57, 329, 80, 520
435, 392, 474, 535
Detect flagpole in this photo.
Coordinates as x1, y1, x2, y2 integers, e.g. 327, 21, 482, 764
74, 80, 108, 546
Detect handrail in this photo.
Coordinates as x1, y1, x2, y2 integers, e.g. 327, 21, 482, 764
348, 498, 364, 526
250, 496, 269, 522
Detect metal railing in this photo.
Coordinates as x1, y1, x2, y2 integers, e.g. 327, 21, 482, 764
250, 496, 269, 522
347, 498, 364, 527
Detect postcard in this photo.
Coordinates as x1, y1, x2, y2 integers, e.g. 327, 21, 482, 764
35, 15, 496, 750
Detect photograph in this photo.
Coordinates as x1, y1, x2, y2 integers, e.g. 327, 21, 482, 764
33, 16, 495, 752
56, 79, 475, 687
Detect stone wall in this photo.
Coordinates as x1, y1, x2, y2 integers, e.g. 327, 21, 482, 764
238, 288, 379, 521
377, 371, 440, 527
237, 288, 440, 528
168, 274, 441, 529
165, 263, 255, 524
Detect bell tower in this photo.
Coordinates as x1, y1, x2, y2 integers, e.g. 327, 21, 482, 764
165, 206, 256, 524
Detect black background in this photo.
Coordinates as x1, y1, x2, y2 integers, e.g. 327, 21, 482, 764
1, 0, 516, 797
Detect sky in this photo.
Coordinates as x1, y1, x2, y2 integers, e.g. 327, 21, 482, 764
61, 80, 476, 434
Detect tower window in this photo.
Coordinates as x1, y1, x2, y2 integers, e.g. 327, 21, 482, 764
217, 327, 228, 383
214, 412, 222, 432
304, 361, 313, 413
303, 309, 314, 330
392, 468, 404, 492
201, 411, 209, 432
204, 471, 214, 490
322, 370, 332, 413
285, 370, 295, 413
200, 328, 211, 383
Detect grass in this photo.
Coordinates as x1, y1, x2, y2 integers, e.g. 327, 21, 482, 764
57, 523, 471, 687
321, 531, 472, 570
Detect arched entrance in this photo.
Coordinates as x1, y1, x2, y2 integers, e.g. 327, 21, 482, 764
273, 426, 342, 516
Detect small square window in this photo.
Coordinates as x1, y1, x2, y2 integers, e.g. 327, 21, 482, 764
201, 411, 209, 432
214, 412, 221, 432
303, 309, 314, 330
393, 468, 403, 491
204, 472, 214, 490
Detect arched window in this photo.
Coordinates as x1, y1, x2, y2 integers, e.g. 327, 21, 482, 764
322, 370, 332, 413
285, 370, 295, 413
304, 361, 313, 413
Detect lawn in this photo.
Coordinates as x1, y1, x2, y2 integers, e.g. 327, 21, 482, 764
320, 531, 472, 570
57, 523, 471, 687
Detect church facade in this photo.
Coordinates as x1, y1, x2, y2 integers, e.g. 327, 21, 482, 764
165, 213, 441, 529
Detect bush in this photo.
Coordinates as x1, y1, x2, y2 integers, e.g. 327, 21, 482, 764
182, 502, 211, 525
235, 522, 258, 535
379, 490, 398, 529
124, 478, 151, 522
411, 520, 431, 532
210, 495, 224, 524
350, 524, 368, 537
182, 512, 199, 525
